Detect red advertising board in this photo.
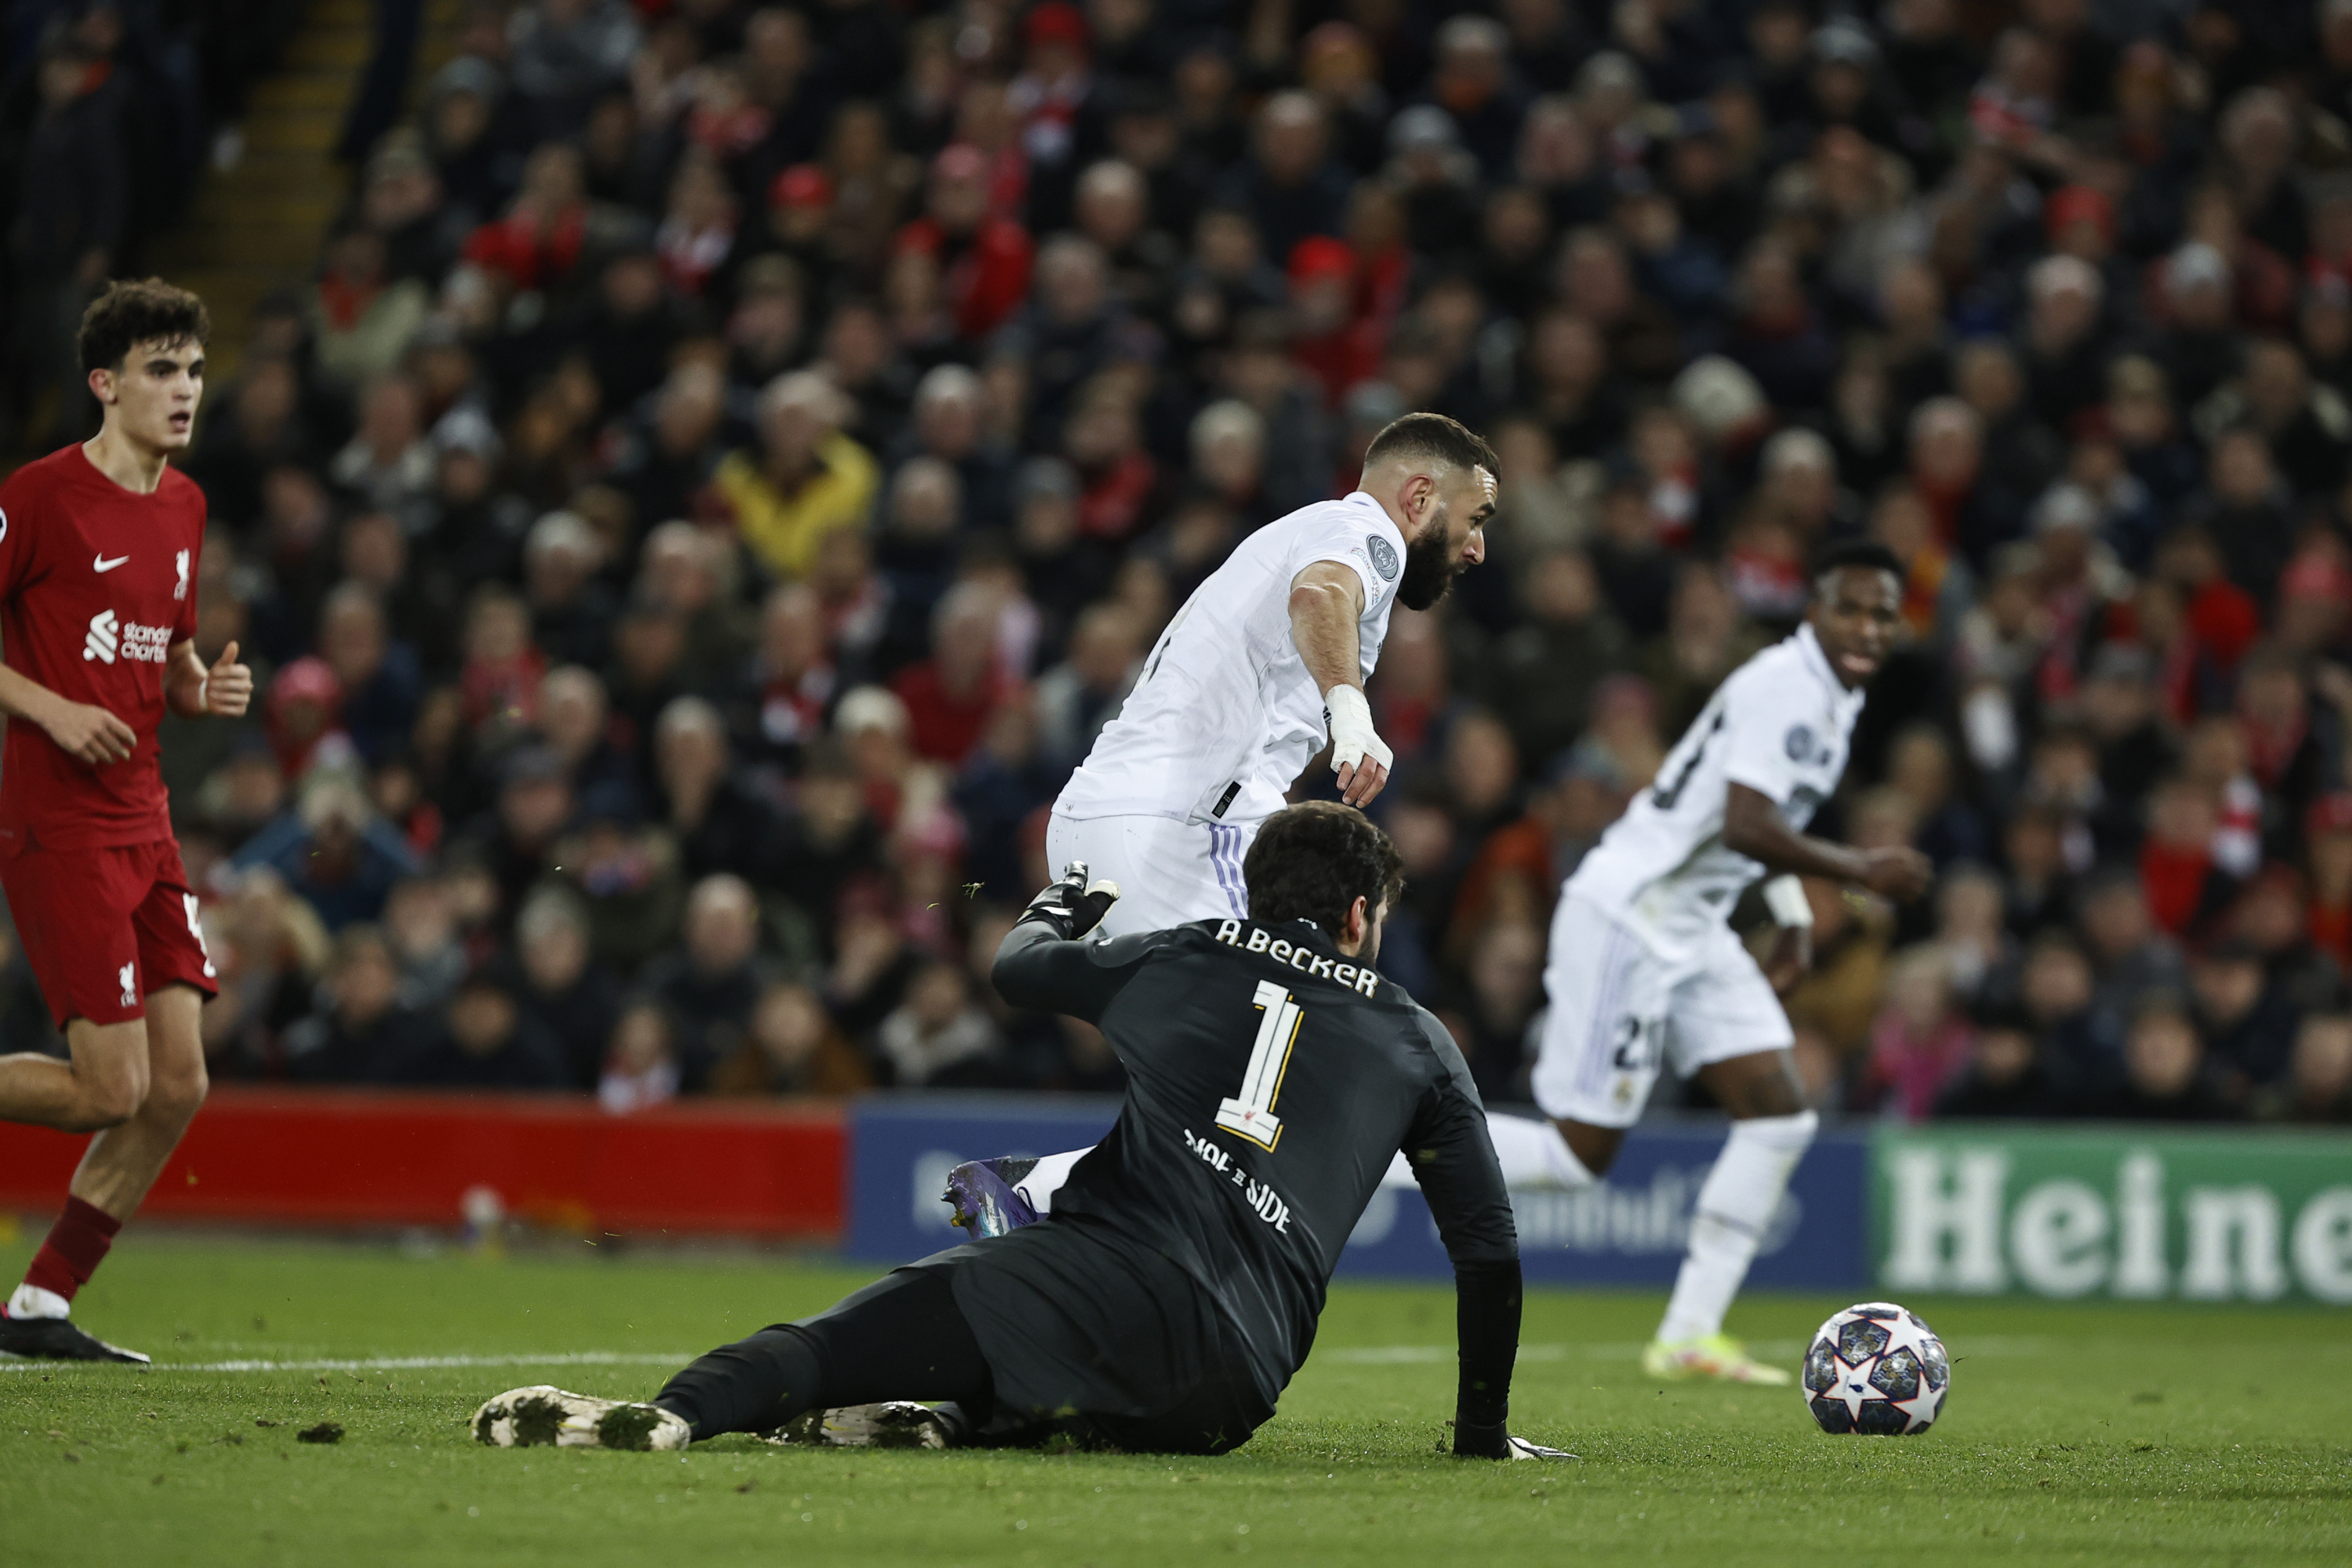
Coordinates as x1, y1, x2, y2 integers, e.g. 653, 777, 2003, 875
0, 1088, 848, 1238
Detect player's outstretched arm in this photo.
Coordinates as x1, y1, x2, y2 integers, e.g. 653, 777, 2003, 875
990, 863, 1163, 1025
1722, 783, 1933, 902
0, 660, 135, 764
1289, 562, 1391, 808
165, 638, 251, 718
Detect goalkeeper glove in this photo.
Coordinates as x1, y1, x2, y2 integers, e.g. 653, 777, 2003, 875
1018, 861, 1123, 941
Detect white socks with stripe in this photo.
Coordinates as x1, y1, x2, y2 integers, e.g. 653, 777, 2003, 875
1381, 1115, 1597, 1190
1657, 1110, 1818, 1345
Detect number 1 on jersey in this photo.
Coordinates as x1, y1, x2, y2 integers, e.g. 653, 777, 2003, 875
1218, 979, 1301, 1150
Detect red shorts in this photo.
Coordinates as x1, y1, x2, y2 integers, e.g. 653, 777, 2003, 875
0, 838, 219, 1032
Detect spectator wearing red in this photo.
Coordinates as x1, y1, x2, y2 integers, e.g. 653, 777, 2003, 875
1967, 28, 2058, 160
2238, 646, 2328, 850
2274, 545, 2352, 660
893, 584, 1011, 766
457, 588, 547, 737
1345, 180, 1413, 327
1864, 948, 1974, 1123
684, 60, 771, 165
1905, 396, 1986, 559
2045, 183, 2116, 267
462, 143, 590, 292
2151, 524, 2262, 685
1287, 236, 1382, 406
895, 144, 1034, 341
655, 148, 739, 298
1062, 379, 1156, 541
1007, 3, 1093, 172
266, 655, 356, 782
759, 165, 836, 307
310, 227, 429, 392
2141, 774, 2238, 938
2307, 794, 2352, 969
950, 79, 1032, 222
742, 583, 837, 765
1867, 487, 1961, 641
2182, 428, 2298, 603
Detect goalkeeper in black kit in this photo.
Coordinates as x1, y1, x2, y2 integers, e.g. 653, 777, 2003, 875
473, 801, 1567, 1461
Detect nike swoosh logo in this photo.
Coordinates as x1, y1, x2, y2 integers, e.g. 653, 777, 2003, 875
94, 554, 129, 572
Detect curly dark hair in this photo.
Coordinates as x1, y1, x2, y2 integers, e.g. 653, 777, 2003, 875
1242, 801, 1406, 935
77, 278, 209, 374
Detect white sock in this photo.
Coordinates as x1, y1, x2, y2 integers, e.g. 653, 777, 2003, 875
8, 1283, 70, 1319
1381, 1116, 1598, 1190
1657, 1111, 1817, 1345
1011, 1149, 1090, 1214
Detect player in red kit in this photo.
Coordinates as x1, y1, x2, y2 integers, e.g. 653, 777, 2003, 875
0, 281, 252, 1362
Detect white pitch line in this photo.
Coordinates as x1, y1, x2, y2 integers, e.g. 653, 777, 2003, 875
0, 1351, 693, 1374
1319, 1334, 2054, 1367
1323, 1342, 1588, 1365
2, 1335, 2061, 1375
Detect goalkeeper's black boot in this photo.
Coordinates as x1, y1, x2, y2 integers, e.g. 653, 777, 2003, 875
944, 1156, 1040, 1237
0, 1308, 151, 1363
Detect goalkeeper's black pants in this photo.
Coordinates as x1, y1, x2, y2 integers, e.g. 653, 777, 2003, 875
653, 1265, 992, 1442
651, 1259, 1261, 1454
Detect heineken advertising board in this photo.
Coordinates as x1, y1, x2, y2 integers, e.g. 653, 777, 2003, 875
848, 1098, 2348, 1304
1872, 1127, 2352, 1305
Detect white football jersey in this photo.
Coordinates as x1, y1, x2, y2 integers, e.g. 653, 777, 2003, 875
1055, 491, 1406, 826
1566, 622, 1865, 963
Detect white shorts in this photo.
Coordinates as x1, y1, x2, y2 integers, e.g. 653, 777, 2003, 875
1529, 895, 1793, 1129
1044, 811, 1258, 938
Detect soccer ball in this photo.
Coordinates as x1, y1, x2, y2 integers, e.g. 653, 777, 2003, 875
1801, 1301, 1949, 1436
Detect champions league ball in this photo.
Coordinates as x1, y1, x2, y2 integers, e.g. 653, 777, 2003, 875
1801, 1302, 1950, 1436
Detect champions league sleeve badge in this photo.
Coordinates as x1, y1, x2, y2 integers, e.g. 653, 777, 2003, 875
1366, 533, 1399, 580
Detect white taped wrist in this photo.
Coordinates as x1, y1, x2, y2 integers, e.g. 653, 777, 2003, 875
1324, 684, 1392, 775
1763, 874, 1813, 928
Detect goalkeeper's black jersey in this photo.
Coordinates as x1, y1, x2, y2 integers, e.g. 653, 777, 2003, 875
989, 916, 1518, 1410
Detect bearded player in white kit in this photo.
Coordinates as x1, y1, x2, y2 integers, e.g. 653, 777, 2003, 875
1043, 411, 1496, 926
1461, 538, 1934, 1383
942, 412, 1497, 1227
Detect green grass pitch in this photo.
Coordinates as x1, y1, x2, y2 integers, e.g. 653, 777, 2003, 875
2, 1230, 2346, 1566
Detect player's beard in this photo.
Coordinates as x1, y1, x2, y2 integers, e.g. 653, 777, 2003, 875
1397, 513, 1462, 611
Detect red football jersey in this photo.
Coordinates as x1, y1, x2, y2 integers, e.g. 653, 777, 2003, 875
0, 445, 205, 851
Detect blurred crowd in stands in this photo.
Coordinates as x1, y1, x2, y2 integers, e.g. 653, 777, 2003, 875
5, 0, 2352, 1127
2, 0, 303, 433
